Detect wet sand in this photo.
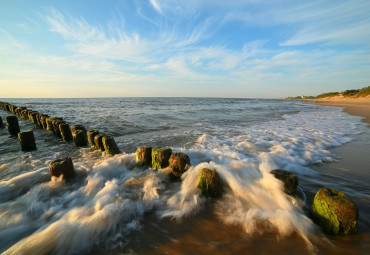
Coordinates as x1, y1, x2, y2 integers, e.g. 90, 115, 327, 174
113, 100, 370, 255
312, 98, 370, 124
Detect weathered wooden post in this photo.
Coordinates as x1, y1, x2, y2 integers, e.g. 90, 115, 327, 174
49, 157, 76, 181
0, 116, 4, 128
102, 135, 120, 155
59, 123, 73, 142
87, 130, 99, 148
18, 130, 37, 151
151, 147, 172, 170
169, 152, 190, 178
94, 134, 105, 151
5, 116, 20, 136
136, 147, 152, 167
197, 168, 222, 197
71, 125, 88, 147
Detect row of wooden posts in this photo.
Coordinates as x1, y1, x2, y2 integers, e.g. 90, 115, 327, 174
0, 101, 359, 235
0, 101, 120, 155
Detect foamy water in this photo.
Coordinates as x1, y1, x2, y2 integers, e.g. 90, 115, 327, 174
0, 98, 364, 254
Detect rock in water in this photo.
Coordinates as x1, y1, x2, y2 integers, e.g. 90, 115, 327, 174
270, 169, 298, 195
169, 152, 190, 177
311, 188, 358, 235
102, 135, 120, 155
18, 130, 37, 151
59, 123, 73, 142
94, 134, 105, 151
151, 147, 172, 170
136, 147, 152, 167
197, 168, 222, 197
49, 157, 76, 181
87, 130, 100, 148
5, 116, 20, 136
0, 116, 4, 128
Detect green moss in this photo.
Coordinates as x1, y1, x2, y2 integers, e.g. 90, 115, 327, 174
169, 152, 190, 178
102, 135, 120, 155
270, 169, 298, 195
18, 130, 37, 151
197, 168, 222, 197
87, 130, 100, 148
311, 188, 358, 235
151, 147, 172, 170
136, 146, 152, 167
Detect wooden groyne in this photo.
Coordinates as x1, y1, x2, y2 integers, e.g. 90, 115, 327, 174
0, 101, 119, 154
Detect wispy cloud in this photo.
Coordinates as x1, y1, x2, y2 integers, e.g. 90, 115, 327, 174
149, 0, 162, 14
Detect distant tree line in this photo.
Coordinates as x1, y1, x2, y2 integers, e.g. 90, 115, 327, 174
316, 86, 370, 99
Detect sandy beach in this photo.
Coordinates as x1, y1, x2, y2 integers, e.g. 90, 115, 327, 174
312, 97, 370, 124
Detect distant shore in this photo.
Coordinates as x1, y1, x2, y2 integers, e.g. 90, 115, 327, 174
311, 97, 370, 124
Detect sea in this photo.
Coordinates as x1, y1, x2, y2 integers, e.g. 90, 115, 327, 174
0, 98, 369, 255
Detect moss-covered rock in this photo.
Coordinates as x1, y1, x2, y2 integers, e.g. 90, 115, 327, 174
59, 123, 73, 142
72, 129, 88, 147
87, 130, 99, 148
152, 147, 172, 170
102, 135, 120, 155
169, 152, 190, 178
94, 134, 105, 151
49, 157, 76, 181
5, 116, 20, 136
270, 169, 298, 196
311, 188, 358, 235
136, 147, 152, 167
197, 168, 222, 197
18, 130, 37, 151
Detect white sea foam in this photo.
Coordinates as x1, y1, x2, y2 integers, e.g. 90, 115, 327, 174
0, 105, 363, 254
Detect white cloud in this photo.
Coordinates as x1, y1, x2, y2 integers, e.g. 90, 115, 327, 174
149, 0, 162, 14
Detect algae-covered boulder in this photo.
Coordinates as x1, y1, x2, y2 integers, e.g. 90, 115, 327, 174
59, 123, 73, 142
136, 146, 152, 167
49, 157, 76, 181
311, 188, 358, 235
169, 152, 190, 177
18, 130, 37, 151
270, 169, 298, 196
102, 135, 120, 155
197, 168, 222, 197
94, 134, 105, 151
73, 129, 88, 147
5, 116, 20, 136
87, 130, 99, 148
152, 147, 172, 170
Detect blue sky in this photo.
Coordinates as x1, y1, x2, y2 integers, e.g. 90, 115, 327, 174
1, 0, 369, 98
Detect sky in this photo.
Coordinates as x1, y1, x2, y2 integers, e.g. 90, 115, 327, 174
0, 0, 369, 98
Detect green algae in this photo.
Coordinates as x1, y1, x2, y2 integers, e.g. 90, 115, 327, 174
18, 130, 37, 152
270, 169, 298, 196
197, 168, 222, 197
169, 152, 190, 178
311, 188, 358, 235
151, 147, 172, 170
102, 135, 120, 155
136, 146, 152, 167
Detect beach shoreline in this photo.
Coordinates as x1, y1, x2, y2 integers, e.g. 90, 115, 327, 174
309, 98, 370, 124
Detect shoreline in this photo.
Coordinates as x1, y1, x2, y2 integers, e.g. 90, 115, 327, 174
309, 99, 370, 124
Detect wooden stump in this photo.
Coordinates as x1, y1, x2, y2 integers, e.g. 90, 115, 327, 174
59, 123, 73, 142
5, 116, 20, 136
18, 130, 37, 151
152, 147, 172, 170
136, 147, 152, 167
102, 135, 120, 155
87, 130, 100, 148
49, 157, 76, 181
94, 134, 105, 151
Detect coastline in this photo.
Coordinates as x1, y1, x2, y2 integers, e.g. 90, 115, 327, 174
310, 98, 370, 124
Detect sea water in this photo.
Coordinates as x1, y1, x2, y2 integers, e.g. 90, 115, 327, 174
0, 98, 367, 254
